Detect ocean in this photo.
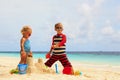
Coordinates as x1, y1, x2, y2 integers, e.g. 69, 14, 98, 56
0, 52, 120, 66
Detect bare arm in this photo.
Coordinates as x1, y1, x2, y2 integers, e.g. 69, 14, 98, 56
20, 37, 26, 52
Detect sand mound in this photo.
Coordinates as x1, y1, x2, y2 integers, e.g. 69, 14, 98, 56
26, 57, 55, 74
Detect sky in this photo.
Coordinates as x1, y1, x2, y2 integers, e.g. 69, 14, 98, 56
0, 0, 120, 51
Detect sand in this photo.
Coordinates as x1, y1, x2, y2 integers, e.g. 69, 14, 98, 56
0, 57, 120, 80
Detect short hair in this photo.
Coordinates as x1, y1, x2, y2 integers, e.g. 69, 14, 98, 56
55, 23, 63, 29
21, 25, 32, 35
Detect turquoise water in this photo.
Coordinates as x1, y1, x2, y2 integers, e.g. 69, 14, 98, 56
0, 52, 120, 66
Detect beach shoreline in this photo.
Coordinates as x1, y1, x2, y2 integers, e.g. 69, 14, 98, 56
0, 57, 120, 80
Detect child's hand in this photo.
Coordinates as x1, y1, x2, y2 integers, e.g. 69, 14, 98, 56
52, 43, 59, 48
28, 51, 33, 57
21, 51, 26, 55
56, 43, 59, 47
46, 52, 51, 59
52, 45, 56, 49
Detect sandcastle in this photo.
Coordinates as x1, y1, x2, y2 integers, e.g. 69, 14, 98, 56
26, 56, 37, 74
26, 57, 55, 74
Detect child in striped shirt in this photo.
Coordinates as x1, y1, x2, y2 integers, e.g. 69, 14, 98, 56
45, 23, 73, 74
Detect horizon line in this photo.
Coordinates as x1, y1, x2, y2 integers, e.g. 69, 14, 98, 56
0, 51, 120, 53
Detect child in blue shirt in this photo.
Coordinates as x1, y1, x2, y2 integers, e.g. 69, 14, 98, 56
19, 26, 32, 64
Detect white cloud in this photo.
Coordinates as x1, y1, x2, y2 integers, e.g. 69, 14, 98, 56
100, 20, 120, 43
77, 0, 105, 17
101, 20, 114, 35
94, 0, 105, 7
81, 3, 92, 16
101, 26, 114, 35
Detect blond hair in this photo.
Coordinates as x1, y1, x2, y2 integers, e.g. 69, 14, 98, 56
21, 25, 32, 35
55, 23, 63, 29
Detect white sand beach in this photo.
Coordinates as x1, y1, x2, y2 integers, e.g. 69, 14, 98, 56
0, 57, 120, 80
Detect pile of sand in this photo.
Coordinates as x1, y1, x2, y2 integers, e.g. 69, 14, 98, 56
26, 57, 55, 74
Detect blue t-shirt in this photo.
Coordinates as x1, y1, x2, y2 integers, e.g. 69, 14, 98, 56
24, 39, 31, 53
